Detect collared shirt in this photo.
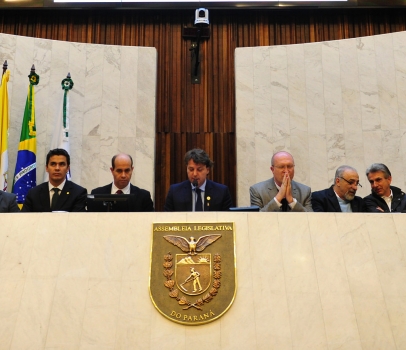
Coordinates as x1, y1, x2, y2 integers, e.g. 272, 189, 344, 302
111, 182, 131, 194
48, 179, 66, 204
191, 180, 207, 211
273, 181, 297, 209
381, 189, 393, 211
334, 190, 352, 212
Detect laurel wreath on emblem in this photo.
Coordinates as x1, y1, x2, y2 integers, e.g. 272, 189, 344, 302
163, 252, 222, 310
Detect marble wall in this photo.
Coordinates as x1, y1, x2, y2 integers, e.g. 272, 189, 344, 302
236, 31, 406, 206
0, 33, 156, 196
1, 212, 406, 349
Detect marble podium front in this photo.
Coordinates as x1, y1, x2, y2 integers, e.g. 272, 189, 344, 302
1, 212, 405, 349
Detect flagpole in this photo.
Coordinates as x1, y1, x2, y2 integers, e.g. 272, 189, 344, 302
45, 72, 74, 182
0, 60, 10, 191
12, 65, 39, 207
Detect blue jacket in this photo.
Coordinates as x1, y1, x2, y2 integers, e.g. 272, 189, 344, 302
164, 179, 232, 212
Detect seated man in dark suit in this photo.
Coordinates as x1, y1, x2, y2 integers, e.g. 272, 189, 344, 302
312, 165, 364, 212
22, 148, 87, 212
0, 190, 20, 212
164, 148, 232, 211
363, 163, 406, 213
88, 153, 153, 212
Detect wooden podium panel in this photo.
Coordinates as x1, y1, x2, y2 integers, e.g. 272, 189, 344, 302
0, 212, 405, 349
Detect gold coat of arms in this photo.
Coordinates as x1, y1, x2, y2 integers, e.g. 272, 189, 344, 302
150, 222, 236, 325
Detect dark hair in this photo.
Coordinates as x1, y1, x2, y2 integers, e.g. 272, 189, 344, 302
111, 154, 133, 169
46, 148, 70, 166
184, 149, 213, 168
366, 163, 391, 178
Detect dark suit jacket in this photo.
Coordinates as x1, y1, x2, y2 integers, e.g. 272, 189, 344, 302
88, 183, 154, 212
0, 191, 20, 213
363, 186, 406, 213
311, 186, 364, 212
21, 181, 87, 212
164, 180, 232, 212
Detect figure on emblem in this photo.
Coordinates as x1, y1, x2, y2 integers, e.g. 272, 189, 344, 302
181, 267, 203, 292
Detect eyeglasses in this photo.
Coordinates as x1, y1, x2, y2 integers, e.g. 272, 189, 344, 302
273, 165, 295, 170
340, 177, 362, 187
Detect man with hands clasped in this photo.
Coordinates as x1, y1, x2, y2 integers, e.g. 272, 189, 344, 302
249, 151, 312, 212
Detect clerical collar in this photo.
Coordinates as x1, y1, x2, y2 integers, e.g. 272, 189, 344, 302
334, 189, 349, 203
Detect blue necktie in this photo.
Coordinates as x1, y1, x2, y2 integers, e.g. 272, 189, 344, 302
195, 188, 203, 211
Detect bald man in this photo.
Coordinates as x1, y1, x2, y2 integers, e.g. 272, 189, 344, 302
88, 153, 154, 212
249, 151, 312, 212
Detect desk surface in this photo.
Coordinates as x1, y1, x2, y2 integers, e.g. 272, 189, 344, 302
1, 212, 405, 349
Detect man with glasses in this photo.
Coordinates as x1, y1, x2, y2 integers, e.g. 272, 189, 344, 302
311, 165, 364, 212
363, 163, 406, 213
249, 151, 312, 212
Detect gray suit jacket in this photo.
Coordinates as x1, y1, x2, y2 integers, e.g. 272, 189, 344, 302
0, 191, 20, 213
249, 177, 312, 212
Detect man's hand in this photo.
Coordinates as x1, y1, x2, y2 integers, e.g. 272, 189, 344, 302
275, 173, 293, 203
285, 174, 293, 203
376, 206, 384, 212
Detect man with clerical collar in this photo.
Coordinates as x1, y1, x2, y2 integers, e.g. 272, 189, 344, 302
311, 165, 364, 212
164, 148, 232, 211
363, 163, 406, 213
88, 153, 153, 212
249, 151, 312, 212
22, 148, 87, 212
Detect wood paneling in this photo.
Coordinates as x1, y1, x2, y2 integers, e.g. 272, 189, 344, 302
1, 8, 406, 210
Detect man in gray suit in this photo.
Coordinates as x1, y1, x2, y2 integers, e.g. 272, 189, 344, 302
249, 151, 312, 212
0, 190, 19, 212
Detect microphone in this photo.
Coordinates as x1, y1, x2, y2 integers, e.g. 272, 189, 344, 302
192, 180, 198, 188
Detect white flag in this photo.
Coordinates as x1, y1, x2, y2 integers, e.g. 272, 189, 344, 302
45, 74, 73, 181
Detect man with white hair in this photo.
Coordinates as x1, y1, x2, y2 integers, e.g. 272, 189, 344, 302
311, 165, 364, 212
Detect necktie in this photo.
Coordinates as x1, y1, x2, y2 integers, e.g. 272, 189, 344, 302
116, 190, 123, 194
195, 188, 203, 211
281, 198, 289, 212
51, 188, 60, 210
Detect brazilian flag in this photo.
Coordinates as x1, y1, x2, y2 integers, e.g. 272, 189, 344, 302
12, 69, 39, 207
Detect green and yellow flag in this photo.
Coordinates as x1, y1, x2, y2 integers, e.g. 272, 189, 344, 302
12, 67, 39, 206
